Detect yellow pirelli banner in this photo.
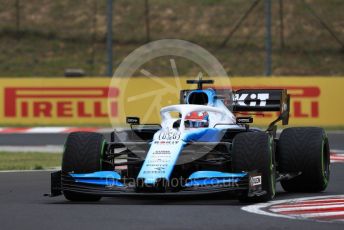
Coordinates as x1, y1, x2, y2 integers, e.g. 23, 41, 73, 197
0, 77, 343, 126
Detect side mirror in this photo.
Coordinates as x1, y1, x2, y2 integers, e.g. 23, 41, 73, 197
126, 117, 140, 125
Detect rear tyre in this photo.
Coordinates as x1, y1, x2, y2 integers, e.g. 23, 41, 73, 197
278, 127, 330, 192
232, 132, 275, 203
62, 132, 106, 201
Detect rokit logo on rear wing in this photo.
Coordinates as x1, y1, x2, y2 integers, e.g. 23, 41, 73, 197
234, 93, 270, 107
229, 86, 321, 119
233, 89, 289, 112
233, 89, 290, 125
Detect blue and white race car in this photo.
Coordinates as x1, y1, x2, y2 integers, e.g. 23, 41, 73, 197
50, 78, 330, 202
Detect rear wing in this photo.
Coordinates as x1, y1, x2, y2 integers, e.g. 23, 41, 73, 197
179, 87, 290, 126
233, 89, 290, 125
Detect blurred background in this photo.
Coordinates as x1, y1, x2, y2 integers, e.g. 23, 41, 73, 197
0, 0, 343, 77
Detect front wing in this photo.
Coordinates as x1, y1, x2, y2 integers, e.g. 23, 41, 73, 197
49, 170, 265, 198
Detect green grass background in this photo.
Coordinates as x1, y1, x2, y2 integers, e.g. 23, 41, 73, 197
0, 152, 61, 170
0, 0, 343, 76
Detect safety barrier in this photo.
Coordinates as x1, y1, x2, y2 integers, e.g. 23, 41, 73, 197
0, 77, 342, 126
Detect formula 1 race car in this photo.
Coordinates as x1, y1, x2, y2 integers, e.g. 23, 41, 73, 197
49, 78, 330, 203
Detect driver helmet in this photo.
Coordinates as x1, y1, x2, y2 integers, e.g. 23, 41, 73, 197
185, 111, 209, 128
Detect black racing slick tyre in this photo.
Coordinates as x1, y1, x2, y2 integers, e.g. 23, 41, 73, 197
278, 127, 330, 192
62, 132, 106, 202
232, 132, 276, 203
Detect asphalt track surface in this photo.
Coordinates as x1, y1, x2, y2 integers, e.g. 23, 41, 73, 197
0, 133, 343, 230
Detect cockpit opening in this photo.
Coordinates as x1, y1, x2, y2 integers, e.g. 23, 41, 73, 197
187, 92, 209, 105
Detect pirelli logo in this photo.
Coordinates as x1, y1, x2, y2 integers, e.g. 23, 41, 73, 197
4, 87, 119, 118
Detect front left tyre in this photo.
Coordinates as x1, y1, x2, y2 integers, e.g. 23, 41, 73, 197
62, 132, 106, 201
232, 132, 276, 203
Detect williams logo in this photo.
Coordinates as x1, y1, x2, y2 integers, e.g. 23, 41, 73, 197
158, 129, 181, 140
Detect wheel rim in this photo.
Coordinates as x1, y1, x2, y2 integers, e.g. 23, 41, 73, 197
100, 140, 107, 170
268, 136, 276, 199
322, 138, 330, 184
